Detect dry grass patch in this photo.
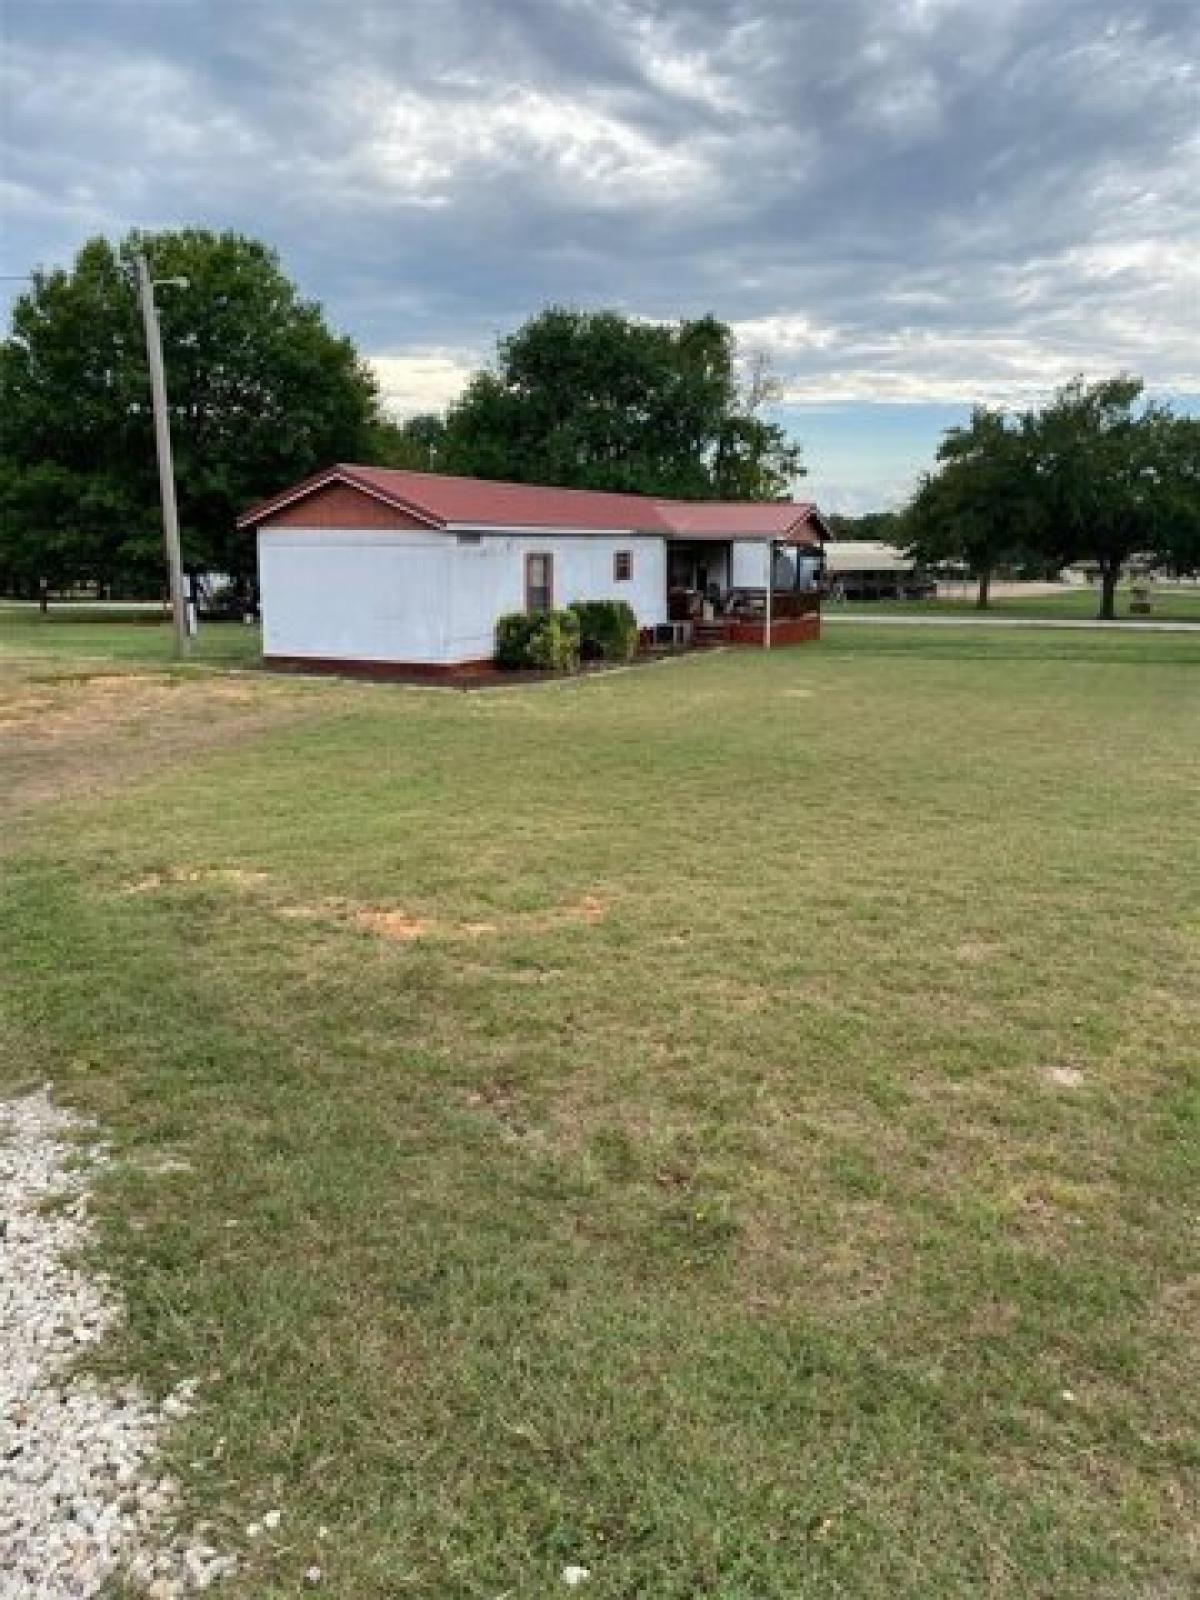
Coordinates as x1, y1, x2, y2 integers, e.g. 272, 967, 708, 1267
353, 907, 431, 942
123, 866, 272, 895
0, 660, 320, 819
113, 861, 615, 950
954, 938, 1006, 964
3, 668, 260, 738
454, 962, 564, 986
1043, 1063, 1086, 1088
526, 892, 610, 929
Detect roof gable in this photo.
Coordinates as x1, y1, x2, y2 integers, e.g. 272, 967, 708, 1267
260, 481, 436, 531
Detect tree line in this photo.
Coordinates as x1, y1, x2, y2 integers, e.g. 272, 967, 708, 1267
1, 229, 797, 600
375, 311, 799, 502
5, 228, 1196, 616
1, 231, 382, 599
903, 380, 1199, 617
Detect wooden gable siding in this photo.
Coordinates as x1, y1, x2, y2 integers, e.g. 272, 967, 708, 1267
261, 482, 434, 531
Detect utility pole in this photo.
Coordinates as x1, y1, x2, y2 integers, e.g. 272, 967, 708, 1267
135, 254, 190, 657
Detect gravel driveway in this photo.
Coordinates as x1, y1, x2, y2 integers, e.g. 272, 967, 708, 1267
0, 1090, 235, 1597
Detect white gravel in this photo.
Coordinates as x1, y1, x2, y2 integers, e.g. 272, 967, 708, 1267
0, 1089, 237, 1597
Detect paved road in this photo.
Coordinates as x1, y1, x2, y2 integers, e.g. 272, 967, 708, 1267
823, 613, 1200, 633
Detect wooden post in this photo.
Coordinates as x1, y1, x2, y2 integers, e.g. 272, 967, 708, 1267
764, 539, 773, 650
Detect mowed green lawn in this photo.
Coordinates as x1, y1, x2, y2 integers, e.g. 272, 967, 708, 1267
0, 603, 264, 666
2, 621, 1198, 1598
839, 585, 1200, 623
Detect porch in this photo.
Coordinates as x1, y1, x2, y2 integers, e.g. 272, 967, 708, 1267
665, 537, 823, 647
690, 596, 821, 647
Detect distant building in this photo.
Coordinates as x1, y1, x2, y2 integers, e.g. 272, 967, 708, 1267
1062, 555, 1158, 586
823, 541, 934, 601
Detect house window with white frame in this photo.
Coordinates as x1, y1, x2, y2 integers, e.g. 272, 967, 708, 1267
613, 550, 633, 582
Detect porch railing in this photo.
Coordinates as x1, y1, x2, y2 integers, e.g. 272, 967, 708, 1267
668, 588, 821, 623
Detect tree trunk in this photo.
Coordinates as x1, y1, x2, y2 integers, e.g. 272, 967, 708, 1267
975, 567, 992, 609
1099, 562, 1119, 620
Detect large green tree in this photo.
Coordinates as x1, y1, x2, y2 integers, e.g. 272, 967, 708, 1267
1022, 376, 1198, 618
826, 510, 905, 542
904, 406, 1036, 609
1157, 416, 1200, 575
898, 379, 1199, 617
438, 308, 801, 499
370, 412, 448, 472
1, 230, 381, 595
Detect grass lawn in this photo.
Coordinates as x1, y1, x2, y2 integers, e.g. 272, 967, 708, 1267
2, 621, 1198, 1597
0, 604, 264, 667
838, 585, 1200, 623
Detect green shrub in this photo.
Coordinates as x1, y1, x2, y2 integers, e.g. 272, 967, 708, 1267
570, 599, 640, 662
495, 612, 538, 668
526, 609, 580, 672
494, 609, 581, 672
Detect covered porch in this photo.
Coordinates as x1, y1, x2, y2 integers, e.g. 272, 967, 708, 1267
665, 534, 824, 647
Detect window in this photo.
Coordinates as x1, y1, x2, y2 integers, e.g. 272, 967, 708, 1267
526, 552, 554, 613
613, 550, 633, 582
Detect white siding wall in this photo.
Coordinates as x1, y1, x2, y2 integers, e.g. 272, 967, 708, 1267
258, 527, 666, 665
258, 529, 451, 662
731, 540, 770, 587
445, 533, 665, 661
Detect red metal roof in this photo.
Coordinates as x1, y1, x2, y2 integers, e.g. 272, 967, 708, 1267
655, 500, 825, 538
239, 465, 827, 543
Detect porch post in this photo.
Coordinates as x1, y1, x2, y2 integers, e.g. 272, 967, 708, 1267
764, 538, 773, 650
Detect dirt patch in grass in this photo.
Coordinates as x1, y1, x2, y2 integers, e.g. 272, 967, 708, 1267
354, 907, 431, 942
955, 939, 1005, 964
123, 867, 271, 895
527, 893, 609, 929
275, 901, 336, 922
351, 893, 609, 941
0, 692, 59, 728
132, 1153, 196, 1177
6, 671, 185, 736
0, 665, 318, 820
121, 867, 613, 949
1042, 1064, 1086, 1088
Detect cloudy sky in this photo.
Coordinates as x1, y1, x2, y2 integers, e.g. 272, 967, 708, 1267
3, 0, 1198, 510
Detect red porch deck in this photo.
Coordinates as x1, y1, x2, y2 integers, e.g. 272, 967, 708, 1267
691, 614, 820, 647
686, 591, 821, 648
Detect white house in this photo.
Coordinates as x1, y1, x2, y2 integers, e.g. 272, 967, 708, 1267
239, 465, 829, 676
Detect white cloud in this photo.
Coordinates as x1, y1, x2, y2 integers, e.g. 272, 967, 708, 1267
807, 474, 918, 517
312, 79, 719, 210
733, 314, 841, 355
369, 349, 476, 416
626, 14, 743, 113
